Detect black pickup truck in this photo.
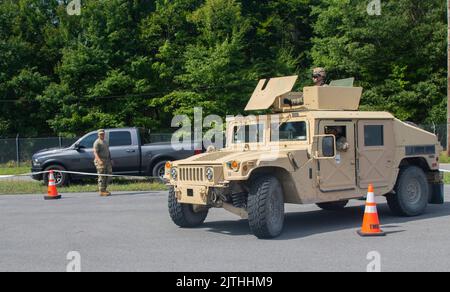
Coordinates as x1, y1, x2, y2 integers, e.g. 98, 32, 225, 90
31, 128, 200, 186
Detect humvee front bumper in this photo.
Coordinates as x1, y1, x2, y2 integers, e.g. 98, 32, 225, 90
173, 185, 209, 205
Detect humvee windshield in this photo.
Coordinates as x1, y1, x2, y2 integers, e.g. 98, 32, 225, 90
272, 121, 307, 142
232, 123, 265, 144
231, 120, 308, 145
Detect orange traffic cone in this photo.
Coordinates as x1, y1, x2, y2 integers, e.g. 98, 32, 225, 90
44, 170, 61, 200
357, 184, 385, 237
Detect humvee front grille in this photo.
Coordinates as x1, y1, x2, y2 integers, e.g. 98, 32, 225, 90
179, 167, 204, 182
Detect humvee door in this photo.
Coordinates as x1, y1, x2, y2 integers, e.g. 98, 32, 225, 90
316, 121, 357, 199
356, 120, 395, 190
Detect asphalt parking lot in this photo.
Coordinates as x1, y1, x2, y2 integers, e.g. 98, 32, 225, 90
1, 187, 450, 272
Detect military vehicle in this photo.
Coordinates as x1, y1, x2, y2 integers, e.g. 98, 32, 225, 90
165, 75, 444, 239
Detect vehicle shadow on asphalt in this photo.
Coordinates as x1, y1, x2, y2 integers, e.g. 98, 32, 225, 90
201, 202, 450, 240
110, 191, 166, 197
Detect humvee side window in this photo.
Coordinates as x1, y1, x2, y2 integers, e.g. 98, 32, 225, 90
271, 122, 307, 142
364, 125, 384, 146
324, 126, 347, 139
233, 123, 265, 144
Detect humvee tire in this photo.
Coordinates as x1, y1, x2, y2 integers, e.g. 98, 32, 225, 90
386, 166, 429, 217
248, 176, 285, 239
316, 200, 348, 211
168, 187, 208, 227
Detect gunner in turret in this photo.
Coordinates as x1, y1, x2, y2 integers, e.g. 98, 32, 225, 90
285, 67, 328, 107
312, 67, 327, 87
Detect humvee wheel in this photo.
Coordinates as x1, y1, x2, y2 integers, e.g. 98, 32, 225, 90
248, 176, 285, 239
316, 200, 348, 211
386, 166, 429, 217
168, 187, 208, 227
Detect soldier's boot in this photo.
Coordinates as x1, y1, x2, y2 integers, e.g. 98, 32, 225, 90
100, 190, 110, 197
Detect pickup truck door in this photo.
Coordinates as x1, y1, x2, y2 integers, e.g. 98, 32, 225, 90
107, 130, 140, 174
73, 133, 97, 173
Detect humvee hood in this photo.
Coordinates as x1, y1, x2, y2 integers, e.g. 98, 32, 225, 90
174, 150, 289, 165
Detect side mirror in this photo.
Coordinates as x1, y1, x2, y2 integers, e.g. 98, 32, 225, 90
322, 136, 335, 157
313, 135, 336, 159
74, 143, 85, 151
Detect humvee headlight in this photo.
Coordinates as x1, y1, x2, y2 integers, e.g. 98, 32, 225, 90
206, 167, 214, 181
165, 161, 172, 170
170, 168, 178, 180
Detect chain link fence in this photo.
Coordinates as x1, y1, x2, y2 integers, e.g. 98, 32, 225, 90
421, 124, 447, 150
0, 125, 447, 165
0, 133, 173, 165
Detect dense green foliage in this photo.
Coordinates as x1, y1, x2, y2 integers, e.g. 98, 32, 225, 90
0, 0, 447, 137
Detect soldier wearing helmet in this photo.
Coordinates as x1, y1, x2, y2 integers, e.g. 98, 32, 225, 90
312, 67, 327, 86
283, 67, 328, 107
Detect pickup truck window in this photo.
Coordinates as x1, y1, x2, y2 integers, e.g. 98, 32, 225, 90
110, 131, 132, 147
139, 128, 152, 145
79, 133, 97, 148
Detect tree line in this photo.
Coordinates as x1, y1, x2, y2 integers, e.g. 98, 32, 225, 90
0, 0, 446, 137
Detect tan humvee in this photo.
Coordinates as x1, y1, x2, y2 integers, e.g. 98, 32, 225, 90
165, 76, 444, 239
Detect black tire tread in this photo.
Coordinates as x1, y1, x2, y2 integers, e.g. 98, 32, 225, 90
248, 176, 284, 239
168, 187, 208, 227
387, 166, 429, 217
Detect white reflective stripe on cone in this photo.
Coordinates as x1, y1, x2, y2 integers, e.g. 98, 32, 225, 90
364, 206, 378, 214
366, 192, 375, 203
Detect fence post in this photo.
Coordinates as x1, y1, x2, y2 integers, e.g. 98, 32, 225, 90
59, 136, 62, 148
16, 134, 20, 167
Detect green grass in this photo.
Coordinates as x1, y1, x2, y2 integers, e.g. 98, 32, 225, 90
439, 152, 450, 164
0, 164, 31, 175
444, 173, 450, 185
0, 163, 167, 194
0, 180, 167, 195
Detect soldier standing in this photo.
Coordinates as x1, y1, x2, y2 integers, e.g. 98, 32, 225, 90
93, 129, 113, 197
312, 67, 327, 86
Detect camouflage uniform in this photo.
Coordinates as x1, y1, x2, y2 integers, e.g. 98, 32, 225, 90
336, 136, 349, 152
93, 132, 112, 193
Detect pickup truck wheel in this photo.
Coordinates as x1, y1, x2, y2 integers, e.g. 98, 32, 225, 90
153, 161, 168, 179
248, 175, 285, 239
387, 166, 429, 217
43, 165, 69, 187
168, 187, 208, 227
316, 200, 348, 211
